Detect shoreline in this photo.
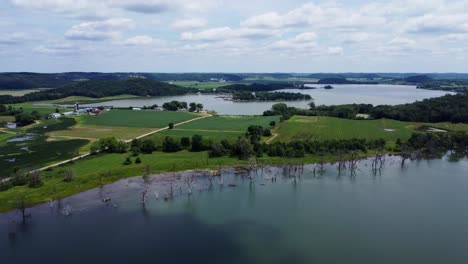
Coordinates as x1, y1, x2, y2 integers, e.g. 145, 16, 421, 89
0, 152, 407, 213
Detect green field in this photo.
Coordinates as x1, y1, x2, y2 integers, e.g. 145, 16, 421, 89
80, 110, 199, 128
273, 116, 468, 144
0, 131, 14, 142
0, 89, 42, 96
155, 115, 280, 142
0, 116, 15, 122
176, 115, 279, 131
9, 102, 65, 115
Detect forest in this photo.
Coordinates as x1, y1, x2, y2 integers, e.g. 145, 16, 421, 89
232, 91, 311, 101
264, 94, 468, 123
0, 79, 192, 104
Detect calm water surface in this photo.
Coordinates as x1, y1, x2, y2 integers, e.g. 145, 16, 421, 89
2, 157, 468, 264
83, 84, 453, 115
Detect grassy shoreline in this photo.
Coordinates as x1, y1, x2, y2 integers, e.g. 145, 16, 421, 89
0, 150, 381, 212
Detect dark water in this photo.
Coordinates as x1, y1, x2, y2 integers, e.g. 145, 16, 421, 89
82, 85, 453, 115
2, 157, 468, 264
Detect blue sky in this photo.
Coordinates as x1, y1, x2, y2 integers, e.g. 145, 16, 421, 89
0, 0, 467, 72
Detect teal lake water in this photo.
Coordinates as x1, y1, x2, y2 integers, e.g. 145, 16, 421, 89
2, 156, 468, 263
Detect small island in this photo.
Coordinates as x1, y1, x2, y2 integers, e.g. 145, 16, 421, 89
324, 85, 334, 89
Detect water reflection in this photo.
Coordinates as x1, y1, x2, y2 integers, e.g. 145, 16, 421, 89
2, 157, 468, 264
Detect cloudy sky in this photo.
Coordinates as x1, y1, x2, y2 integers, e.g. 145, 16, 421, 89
0, 0, 467, 72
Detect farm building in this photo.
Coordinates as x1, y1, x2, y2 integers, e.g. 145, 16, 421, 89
5, 122, 17, 129
49, 113, 61, 119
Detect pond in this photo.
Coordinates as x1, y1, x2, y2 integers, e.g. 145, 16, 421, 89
82, 85, 453, 115
2, 156, 468, 264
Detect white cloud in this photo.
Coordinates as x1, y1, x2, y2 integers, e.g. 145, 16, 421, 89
65, 18, 134, 41
327, 46, 344, 55
0, 32, 30, 45
172, 18, 207, 31
12, 0, 109, 18
181, 26, 278, 41
34, 43, 80, 55
270, 32, 318, 51
124, 35, 156, 46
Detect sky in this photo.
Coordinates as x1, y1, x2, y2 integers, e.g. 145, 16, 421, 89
0, 0, 467, 73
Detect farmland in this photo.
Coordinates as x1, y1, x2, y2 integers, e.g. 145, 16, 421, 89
0, 89, 42, 96
80, 110, 199, 128
272, 116, 468, 144
0, 116, 15, 122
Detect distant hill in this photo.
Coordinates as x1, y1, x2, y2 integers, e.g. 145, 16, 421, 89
0, 72, 244, 90
403, 75, 433, 84
317, 78, 377, 84
0, 79, 192, 104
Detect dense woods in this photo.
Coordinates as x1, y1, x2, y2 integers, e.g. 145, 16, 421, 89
0, 79, 192, 104
264, 94, 468, 123
232, 91, 311, 101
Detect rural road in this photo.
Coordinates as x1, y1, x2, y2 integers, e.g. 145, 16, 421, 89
1, 113, 212, 182
265, 133, 279, 144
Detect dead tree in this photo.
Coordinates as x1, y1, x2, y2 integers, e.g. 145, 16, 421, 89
14, 194, 31, 222
185, 174, 197, 196
400, 145, 412, 167
141, 187, 148, 204
348, 151, 359, 176
337, 150, 347, 174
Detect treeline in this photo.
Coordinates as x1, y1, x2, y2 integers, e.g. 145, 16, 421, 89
218, 83, 295, 92
0, 104, 42, 126
0, 79, 192, 104
233, 91, 311, 101
0, 72, 245, 90
417, 80, 468, 93
317, 78, 378, 84
264, 94, 468, 123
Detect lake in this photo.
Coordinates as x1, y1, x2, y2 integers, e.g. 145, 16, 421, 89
2, 156, 468, 264
83, 84, 453, 115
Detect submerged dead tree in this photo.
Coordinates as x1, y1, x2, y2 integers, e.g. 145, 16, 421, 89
337, 150, 347, 174
400, 145, 412, 167
185, 174, 197, 196
348, 151, 359, 176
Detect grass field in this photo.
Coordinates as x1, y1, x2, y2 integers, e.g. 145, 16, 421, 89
9, 102, 65, 115
80, 110, 199, 128
175, 115, 279, 131
0, 89, 42, 96
272, 116, 468, 144
48, 125, 155, 141
155, 115, 280, 142
0, 116, 15, 122
0, 131, 14, 142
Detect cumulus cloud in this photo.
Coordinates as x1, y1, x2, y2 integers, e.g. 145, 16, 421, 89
270, 32, 318, 51
65, 18, 133, 41
124, 35, 156, 45
34, 43, 79, 55
181, 27, 279, 41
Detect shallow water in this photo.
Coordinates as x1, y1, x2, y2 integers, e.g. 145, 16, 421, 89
82, 84, 453, 115
2, 157, 468, 264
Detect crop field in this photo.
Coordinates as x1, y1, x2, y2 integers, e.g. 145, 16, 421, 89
272, 116, 468, 143
9, 102, 64, 115
0, 89, 42, 96
80, 110, 199, 128
48, 125, 155, 141
176, 115, 279, 131
0, 131, 14, 142
0, 116, 15, 122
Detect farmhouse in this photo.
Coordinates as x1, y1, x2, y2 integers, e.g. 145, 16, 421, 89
5, 122, 17, 129
49, 113, 61, 119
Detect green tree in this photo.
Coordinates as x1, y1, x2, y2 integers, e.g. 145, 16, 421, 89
140, 139, 156, 154
191, 135, 204, 151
